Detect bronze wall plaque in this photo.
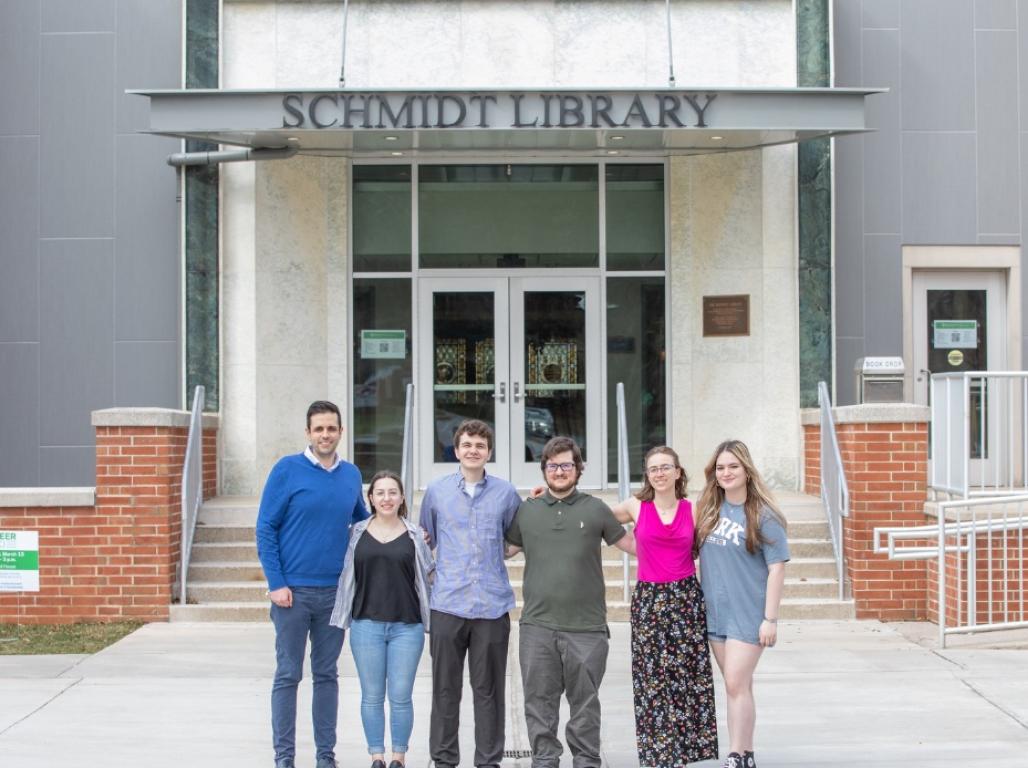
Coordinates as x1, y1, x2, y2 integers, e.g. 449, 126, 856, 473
703, 294, 750, 337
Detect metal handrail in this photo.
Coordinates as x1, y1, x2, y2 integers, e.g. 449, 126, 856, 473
817, 381, 850, 601
616, 382, 632, 602
179, 385, 205, 605
930, 371, 1028, 498
874, 494, 1028, 647
400, 383, 415, 516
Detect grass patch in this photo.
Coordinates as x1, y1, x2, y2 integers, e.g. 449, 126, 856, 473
0, 621, 143, 655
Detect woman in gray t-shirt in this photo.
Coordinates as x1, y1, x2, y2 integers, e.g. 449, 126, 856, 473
694, 440, 789, 768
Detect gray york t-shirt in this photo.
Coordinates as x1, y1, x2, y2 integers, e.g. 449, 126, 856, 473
699, 501, 790, 644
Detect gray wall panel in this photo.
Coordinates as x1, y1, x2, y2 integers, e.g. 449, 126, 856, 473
975, 0, 1017, 28
115, 134, 181, 342
900, 0, 976, 130
862, 235, 903, 355
40, 33, 115, 238
835, 337, 866, 406
862, 0, 900, 28
902, 132, 978, 243
834, 134, 864, 338
115, 341, 179, 407
976, 31, 1021, 235
38, 447, 96, 486
0, 344, 40, 486
0, 1, 41, 136
117, 0, 182, 133
39, 239, 114, 446
833, 0, 862, 85
862, 29, 902, 235
0, 137, 40, 342
41, 0, 115, 33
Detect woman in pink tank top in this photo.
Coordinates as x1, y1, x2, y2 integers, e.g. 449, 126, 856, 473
610, 446, 718, 767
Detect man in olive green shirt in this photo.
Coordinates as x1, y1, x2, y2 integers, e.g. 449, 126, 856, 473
505, 436, 636, 768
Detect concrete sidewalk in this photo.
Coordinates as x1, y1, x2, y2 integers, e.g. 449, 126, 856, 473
1, 620, 1026, 767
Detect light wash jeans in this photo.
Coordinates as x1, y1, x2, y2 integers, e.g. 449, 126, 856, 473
270, 586, 345, 762
348, 618, 426, 754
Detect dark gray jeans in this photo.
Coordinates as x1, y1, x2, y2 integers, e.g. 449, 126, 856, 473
519, 623, 609, 768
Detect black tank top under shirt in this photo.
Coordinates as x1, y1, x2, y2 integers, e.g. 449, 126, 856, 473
352, 530, 421, 624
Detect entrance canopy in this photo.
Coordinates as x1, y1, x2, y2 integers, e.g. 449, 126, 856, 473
131, 86, 882, 157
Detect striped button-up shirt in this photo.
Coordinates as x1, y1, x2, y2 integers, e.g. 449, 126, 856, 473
419, 471, 521, 619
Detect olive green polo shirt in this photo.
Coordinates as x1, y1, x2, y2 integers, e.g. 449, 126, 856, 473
505, 489, 626, 633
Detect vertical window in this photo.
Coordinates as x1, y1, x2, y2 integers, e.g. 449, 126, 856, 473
354, 165, 412, 272
352, 278, 412, 480
607, 276, 666, 483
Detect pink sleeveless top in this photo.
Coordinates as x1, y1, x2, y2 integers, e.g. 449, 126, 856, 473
635, 498, 697, 583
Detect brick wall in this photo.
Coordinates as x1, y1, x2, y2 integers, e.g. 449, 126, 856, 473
0, 410, 218, 624
838, 421, 929, 620
802, 420, 821, 496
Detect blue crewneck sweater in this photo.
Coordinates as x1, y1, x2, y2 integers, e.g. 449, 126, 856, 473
256, 452, 369, 591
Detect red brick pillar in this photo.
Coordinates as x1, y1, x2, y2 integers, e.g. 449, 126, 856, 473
0, 409, 218, 624
92, 409, 219, 621
839, 405, 929, 619
801, 409, 821, 496
803, 404, 930, 620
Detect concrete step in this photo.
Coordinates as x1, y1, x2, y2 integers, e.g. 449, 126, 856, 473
788, 538, 836, 558
778, 598, 855, 620
786, 520, 831, 539
197, 497, 259, 526
171, 603, 269, 622
191, 541, 258, 562
782, 578, 843, 599
187, 581, 267, 603
193, 524, 255, 543
187, 561, 265, 582
783, 558, 839, 579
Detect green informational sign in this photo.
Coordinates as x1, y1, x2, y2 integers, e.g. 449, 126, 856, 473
360, 329, 406, 359
0, 531, 40, 592
933, 319, 977, 350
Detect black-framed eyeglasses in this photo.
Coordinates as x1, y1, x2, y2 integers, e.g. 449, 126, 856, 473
544, 462, 576, 473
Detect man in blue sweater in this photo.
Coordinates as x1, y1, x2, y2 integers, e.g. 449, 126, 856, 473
256, 400, 369, 768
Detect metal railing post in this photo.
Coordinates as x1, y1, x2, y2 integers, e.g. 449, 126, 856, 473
400, 383, 415, 515
616, 383, 632, 603
817, 382, 849, 601
179, 385, 205, 606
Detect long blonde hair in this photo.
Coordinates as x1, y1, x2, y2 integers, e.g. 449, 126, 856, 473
694, 439, 786, 557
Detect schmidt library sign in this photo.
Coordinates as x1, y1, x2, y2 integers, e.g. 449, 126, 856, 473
136, 87, 877, 144
282, 90, 718, 130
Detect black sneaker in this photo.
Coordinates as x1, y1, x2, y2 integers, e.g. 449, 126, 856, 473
724, 754, 743, 768
744, 752, 756, 768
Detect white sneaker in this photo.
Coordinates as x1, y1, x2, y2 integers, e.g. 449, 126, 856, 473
724, 754, 743, 768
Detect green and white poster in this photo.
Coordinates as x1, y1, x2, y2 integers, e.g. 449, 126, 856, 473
0, 531, 39, 592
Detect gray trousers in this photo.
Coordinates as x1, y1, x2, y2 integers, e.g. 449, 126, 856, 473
519, 623, 609, 768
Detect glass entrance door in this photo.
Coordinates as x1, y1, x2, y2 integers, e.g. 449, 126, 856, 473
418, 277, 601, 488
913, 270, 1007, 482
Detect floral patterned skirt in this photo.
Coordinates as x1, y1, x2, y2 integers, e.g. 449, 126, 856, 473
631, 575, 719, 767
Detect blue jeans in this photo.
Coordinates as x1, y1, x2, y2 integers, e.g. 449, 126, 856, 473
348, 619, 426, 754
270, 586, 345, 761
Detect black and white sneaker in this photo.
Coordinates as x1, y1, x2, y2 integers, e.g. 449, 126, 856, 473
743, 751, 756, 768
723, 754, 743, 768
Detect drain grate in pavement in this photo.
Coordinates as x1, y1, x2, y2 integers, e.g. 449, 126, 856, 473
503, 749, 533, 758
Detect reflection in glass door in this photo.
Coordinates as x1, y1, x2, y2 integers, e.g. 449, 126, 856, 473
511, 279, 600, 487
417, 277, 600, 488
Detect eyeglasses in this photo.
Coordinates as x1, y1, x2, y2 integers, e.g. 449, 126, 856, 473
544, 462, 576, 473
646, 464, 677, 476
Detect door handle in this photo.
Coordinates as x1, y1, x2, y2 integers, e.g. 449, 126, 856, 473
917, 368, 932, 382
513, 381, 521, 403
493, 382, 506, 403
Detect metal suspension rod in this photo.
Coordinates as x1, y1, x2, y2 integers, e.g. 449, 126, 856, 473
339, 0, 351, 87
665, 0, 676, 86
